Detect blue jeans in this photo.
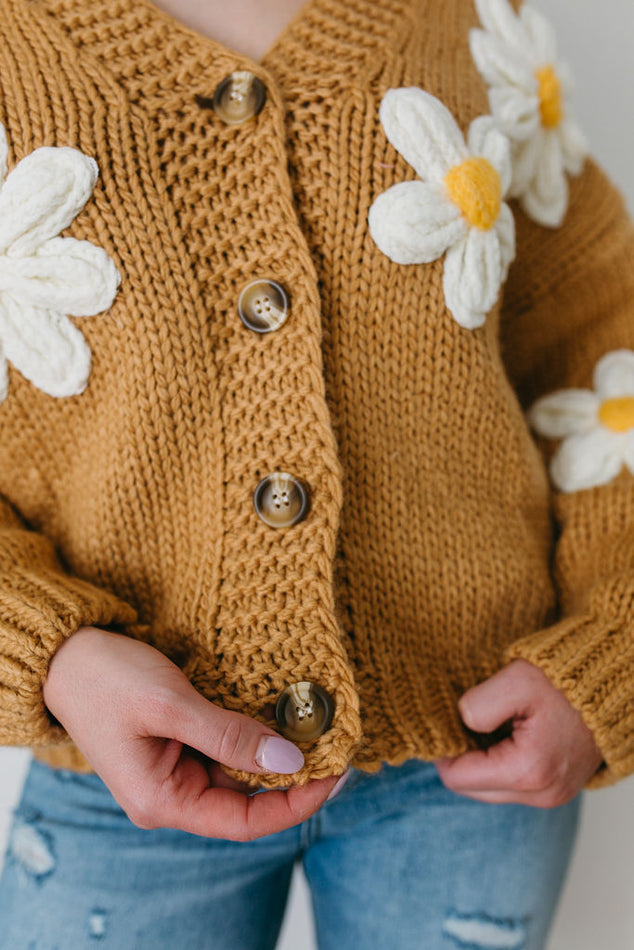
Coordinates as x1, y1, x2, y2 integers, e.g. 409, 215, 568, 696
0, 758, 580, 949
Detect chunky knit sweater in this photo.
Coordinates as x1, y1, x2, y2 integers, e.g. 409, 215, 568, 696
0, 0, 633, 789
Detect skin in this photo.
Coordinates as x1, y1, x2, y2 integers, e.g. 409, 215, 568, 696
149, 0, 309, 62
43, 627, 340, 841
42, 1, 604, 837
44, 627, 603, 841
435, 659, 603, 808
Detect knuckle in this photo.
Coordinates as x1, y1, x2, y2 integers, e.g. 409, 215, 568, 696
232, 809, 260, 843
125, 805, 157, 830
123, 792, 161, 831
237, 827, 258, 843
437, 769, 458, 791
517, 760, 551, 792
216, 717, 246, 765
543, 785, 573, 809
286, 791, 319, 826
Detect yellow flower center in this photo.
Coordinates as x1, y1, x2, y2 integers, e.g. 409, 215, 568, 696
598, 396, 634, 433
444, 157, 502, 231
536, 65, 564, 129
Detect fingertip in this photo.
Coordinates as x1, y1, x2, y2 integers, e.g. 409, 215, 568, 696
249, 776, 334, 833
326, 768, 351, 801
457, 693, 478, 730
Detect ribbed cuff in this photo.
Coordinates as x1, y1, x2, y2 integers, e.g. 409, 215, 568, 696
505, 613, 634, 787
0, 546, 137, 746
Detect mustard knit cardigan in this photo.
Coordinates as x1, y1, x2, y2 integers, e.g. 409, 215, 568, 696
0, 0, 633, 789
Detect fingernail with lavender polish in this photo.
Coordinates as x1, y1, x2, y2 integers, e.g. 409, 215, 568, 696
255, 736, 304, 774
327, 768, 351, 801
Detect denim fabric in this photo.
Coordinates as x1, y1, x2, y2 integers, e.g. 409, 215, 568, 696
0, 758, 580, 949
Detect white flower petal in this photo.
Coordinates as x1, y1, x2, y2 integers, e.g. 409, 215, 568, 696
559, 117, 587, 177
471, 1, 585, 234
593, 350, 634, 399
0, 237, 120, 317
470, 30, 535, 91
443, 229, 503, 329
520, 5, 558, 65
496, 202, 516, 278
488, 86, 540, 142
510, 130, 542, 197
0, 125, 7, 189
379, 88, 467, 182
473, 0, 530, 56
369, 180, 466, 265
550, 428, 625, 492
528, 389, 600, 439
468, 116, 512, 196
0, 296, 91, 397
0, 147, 98, 257
442, 293, 487, 330
520, 131, 568, 228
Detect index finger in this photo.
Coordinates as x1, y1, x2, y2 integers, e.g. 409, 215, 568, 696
435, 738, 523, 793
163, 774, 339, 840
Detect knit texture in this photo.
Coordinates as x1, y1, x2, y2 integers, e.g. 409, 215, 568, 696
0, 0, 632, 788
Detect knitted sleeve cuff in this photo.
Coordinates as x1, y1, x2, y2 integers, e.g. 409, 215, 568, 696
504, 613, 634, 788
0, 526, 137, 747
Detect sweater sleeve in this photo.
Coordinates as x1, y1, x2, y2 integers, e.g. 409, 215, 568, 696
499, 157, 634, 786
0, 494, 137, 748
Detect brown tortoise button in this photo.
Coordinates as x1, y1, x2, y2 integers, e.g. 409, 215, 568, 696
275, 682, 335, 742
238, 279, 289, 333
196, 71, 266, 126
253, 473, 309, 528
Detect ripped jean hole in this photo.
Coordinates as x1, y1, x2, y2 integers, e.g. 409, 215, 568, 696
443, 910, 527, 949
9, 821, 56, 882
88, 909, 108, 939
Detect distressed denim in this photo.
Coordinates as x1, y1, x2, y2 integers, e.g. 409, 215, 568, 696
0, 757, 580, 949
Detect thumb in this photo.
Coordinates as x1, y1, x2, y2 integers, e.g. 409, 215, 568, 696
151, 684, 305, 776
458, 662, 536, 734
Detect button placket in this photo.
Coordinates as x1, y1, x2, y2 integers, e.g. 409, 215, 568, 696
196, 60, 334, 746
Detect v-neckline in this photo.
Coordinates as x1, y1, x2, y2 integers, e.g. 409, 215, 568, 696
139, 0, 316, 70
39, 0, 415, 97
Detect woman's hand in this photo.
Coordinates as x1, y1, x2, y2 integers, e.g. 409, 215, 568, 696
435, 659, 603, 808
43, 626, 340, 840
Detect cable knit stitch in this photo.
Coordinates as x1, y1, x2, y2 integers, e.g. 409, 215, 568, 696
0, 0, 632, 789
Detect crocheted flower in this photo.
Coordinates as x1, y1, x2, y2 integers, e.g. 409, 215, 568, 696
0, 124, 120, 401
368, 88, 515, 330
470, 0, 587, 228
529, 351, 634, 492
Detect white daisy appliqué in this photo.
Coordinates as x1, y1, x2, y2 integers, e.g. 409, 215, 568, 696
0, 124, 120, 401
368, 88, 515, 330
529, 351, 634, 492
470, 0, 587, 228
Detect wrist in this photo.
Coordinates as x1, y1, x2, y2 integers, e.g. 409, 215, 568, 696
43, 625, 112, 717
